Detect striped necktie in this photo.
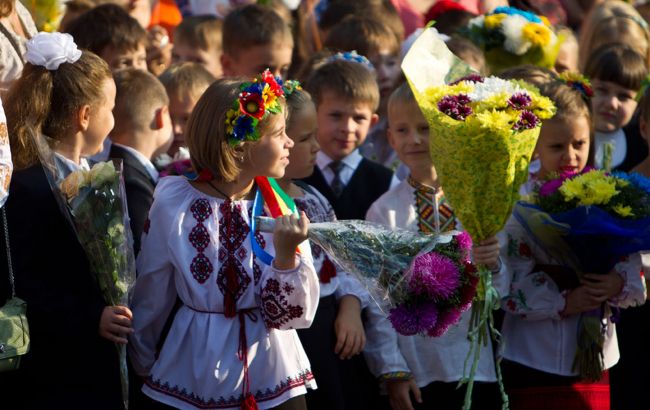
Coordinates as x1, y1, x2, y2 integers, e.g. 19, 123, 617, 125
407, 175, 456, 234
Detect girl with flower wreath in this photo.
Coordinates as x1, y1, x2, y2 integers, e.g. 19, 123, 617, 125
128, 74, 319, 410
0, 33, 127, 408
500, 77, 648, 410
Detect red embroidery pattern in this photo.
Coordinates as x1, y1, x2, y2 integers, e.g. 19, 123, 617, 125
261, 278, 304, 329
189, 199, 213, 284
145, 371, 314, 409
217, 201, 252, 316
143, 218, 151, 234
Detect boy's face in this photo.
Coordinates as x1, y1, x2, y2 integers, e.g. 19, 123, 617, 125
591, 79, 638, 132
315, 90, 378, 161
368, 50, 401, 103
221, 42, 292, 79
284, 104, 319, 179
537, 116, 591, 178
84, 78, 116, 157
168, 92, 198, 156
387, 103, 432, 171
100, 43, 147, 72
172, 41, 223, 78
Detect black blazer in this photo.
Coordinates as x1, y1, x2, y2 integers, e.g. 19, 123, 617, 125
619, 113, 649, 172
0, 165, 122, 409
110, 144, 156, 256
301, 158, 393, 220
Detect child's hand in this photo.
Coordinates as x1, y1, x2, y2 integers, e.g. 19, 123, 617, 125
581, 271, 624, 300
273, 211, 309, 270
562, 286, 604, 316
472, 235, 501, 271
99, 306, 133, 344
386, 378, 422, 410
334, 295, 366, 359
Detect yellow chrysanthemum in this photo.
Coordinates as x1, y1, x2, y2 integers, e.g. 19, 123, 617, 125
559, 170, 619, 206
475, 110, 513, 131
475, 92, 510, 111
540, 16, 551, 27
522, 23, 552, 47
530, 95, 556, 119
262, 83, 278, 108
225, 108, 239, 135
613, 204, 634, 218
484, 14, 507, 30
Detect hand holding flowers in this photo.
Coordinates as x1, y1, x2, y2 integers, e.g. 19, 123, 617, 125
99, 306, 134, 344
272, 211, 310, 270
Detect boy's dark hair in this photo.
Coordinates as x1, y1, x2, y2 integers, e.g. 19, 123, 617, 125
499, 65, 558, 88
324, 15, 400, 57
319, 0, 404, 41
222, 4, 292, 58
584, 44, 648, 91
113, 69, 169, 135
446, 36, 486, 75
174, 15, 223, 53
305, 59, 380, 112
67, 4, 147, 55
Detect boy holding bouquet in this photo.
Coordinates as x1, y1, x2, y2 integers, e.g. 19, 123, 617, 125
364, 83, 504, 410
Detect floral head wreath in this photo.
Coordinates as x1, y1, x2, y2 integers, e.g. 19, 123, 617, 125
25, 32, 82, 71
637, 74, 650, 102
282, 79, 302, 96
225, 69, 285, 146
327, 51, 375, 72
558, 72, 594, 100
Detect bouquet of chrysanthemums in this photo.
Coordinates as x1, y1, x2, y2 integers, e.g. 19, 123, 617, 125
58, 160, 136, 408
256, 217, 478, 337
514, 168, 650, 381
461, 6, 563, 73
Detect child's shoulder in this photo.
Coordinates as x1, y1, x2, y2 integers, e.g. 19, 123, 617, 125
152, 176, 201, 210
366, 179, 413, 217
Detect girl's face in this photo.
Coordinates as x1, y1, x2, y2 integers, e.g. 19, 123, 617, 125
284, 104, 319, 179
537, 116, 591, 178
246, 114, 294, 179
591, 79, 638, 132
83, 78, 116, 156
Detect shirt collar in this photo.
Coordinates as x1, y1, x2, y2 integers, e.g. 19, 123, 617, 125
113, 143, 159, 183
316, 149, 363, 171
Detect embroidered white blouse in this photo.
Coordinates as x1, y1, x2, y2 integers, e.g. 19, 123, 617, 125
500, 215, 648, 376
0, 2, 37, 92
294, 184, 370, 306
363, 180, 506, 385
129, 177, 319, 409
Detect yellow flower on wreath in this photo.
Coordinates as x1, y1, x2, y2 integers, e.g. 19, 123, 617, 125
522, 22, 552, 47
484, 13, 507, 30
225, 109, 239, 135
262, 83, 278, 108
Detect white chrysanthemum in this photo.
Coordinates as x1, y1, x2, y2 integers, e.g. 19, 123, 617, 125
468, 15, 485, 29
500, 15, 532, 55
467, 77, 524, 101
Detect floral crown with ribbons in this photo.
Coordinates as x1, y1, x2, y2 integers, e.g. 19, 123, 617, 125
637, 74, 650, 102
327, 51, 375, 71
558, 72, 594, 100
225, 69, 285, 146
25, 32, 82, 71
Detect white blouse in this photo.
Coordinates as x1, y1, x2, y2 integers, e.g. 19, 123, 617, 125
294, 185, 370, 307
364, 180, 506, 385
500, 215, 648, 376
0, 2, 37, 92
0, 97, 11, 207
129, 177, 319, 409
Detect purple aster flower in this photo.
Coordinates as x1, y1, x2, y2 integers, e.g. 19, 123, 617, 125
513, 110, 539, 131
508, 92, 532, 110
408, 252, 461, 300
449, 74, 484, 85
456, 93, 472, 105
455, 231, 473, 263
539, 179, 563, 197
437, 95, 473, 121
388, 303, 439, 336
427, 308, 462, 337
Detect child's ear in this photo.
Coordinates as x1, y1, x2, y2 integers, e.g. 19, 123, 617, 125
154, 105, 169, 130
371, 113, 379, 128
76, 104, 92, 132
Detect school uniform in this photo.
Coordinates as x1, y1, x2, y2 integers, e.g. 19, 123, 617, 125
300, 150, 395, 220
595, 117, 648, 171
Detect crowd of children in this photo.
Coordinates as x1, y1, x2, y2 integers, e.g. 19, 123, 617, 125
0, 1, 649, 410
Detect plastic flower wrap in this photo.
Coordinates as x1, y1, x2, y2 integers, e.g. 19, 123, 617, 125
514, 169, 650, 380
460, 6, 563, 73
256, 217, 478, 337
402, 27, 556, 409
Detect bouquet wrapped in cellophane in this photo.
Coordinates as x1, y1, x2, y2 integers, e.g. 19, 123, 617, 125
514, 168, 650, 381
460, 6, 563, 74
402, 27, 556, 409
32, 134, 136, 410
256, 217, 478, 338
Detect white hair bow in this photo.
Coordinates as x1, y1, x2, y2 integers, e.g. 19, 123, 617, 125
25, 32, 82, 71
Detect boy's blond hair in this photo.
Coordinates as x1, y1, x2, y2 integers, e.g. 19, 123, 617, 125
112, 68, 169, 135
324, 15, 400, 57
174, 15, 223, 54
305, 59, 380, 112
387, 82, 418, 120
222, 4, 293, 58
158, 62, 216, 103
187, 79, 286, 182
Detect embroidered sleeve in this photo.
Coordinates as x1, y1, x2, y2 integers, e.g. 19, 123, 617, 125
608, 252, 647, 308
128, 197, 177, 376
500, 218, 566, 321
363, 299, 411, 377
0, 102, 12, 207
259, 247, 319, 330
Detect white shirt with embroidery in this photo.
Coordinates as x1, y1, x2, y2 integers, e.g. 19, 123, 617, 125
500, 215, 648, 376
363, 180, 505, 384
0, 97, 11, 207
129, 177, 319, 409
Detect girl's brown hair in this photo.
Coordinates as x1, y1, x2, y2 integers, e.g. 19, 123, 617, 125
5, 51, 112, 170
584, 44, 648, 91
286, 88, 313, 129
186, 79, 286, 182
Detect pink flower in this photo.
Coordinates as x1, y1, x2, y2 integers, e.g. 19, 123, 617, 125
427, 308, 462, 337
539, 178, 562, 197
408, 252, 461, 300
388, 303, 439, 336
